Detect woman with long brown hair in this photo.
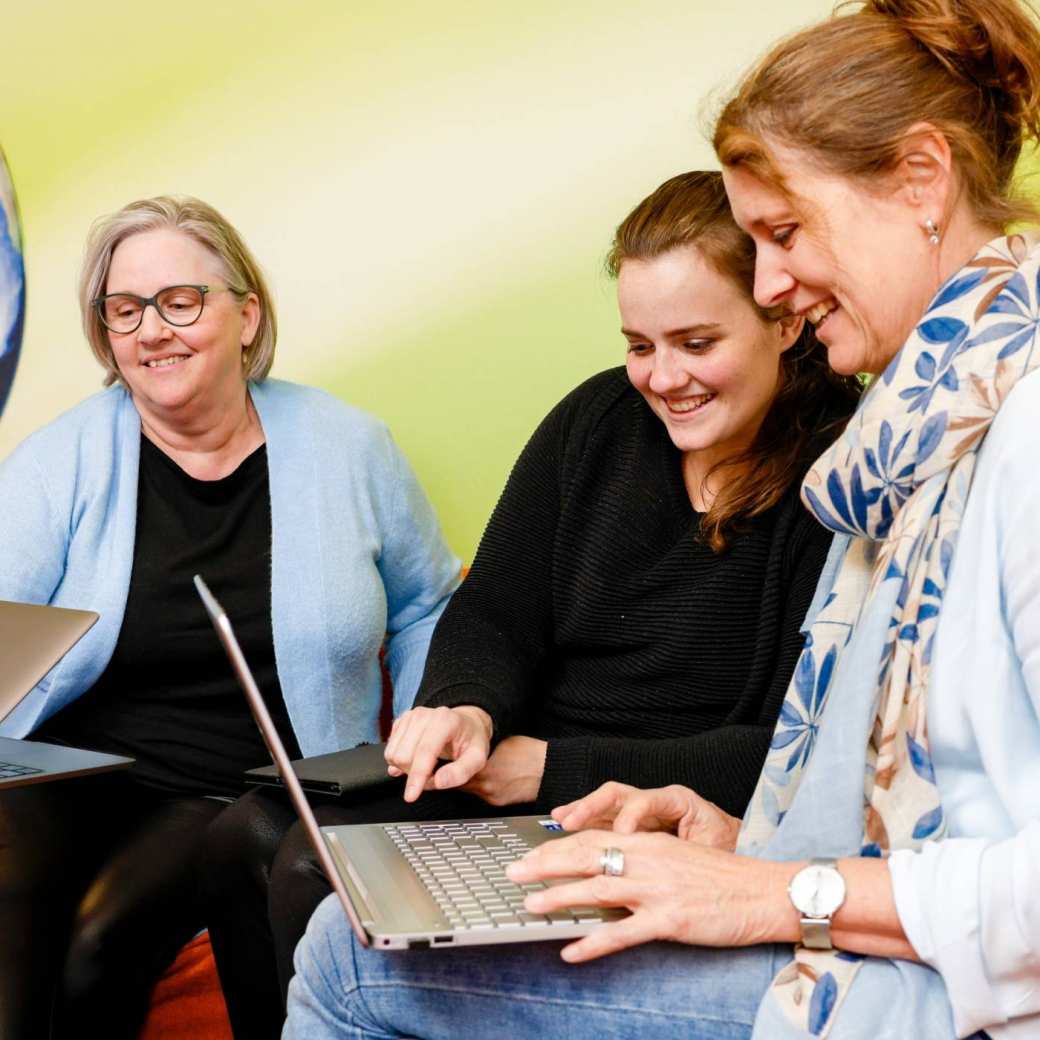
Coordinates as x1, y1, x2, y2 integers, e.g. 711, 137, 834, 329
287, 1, 1040, 1038
205, 169, 858, 1037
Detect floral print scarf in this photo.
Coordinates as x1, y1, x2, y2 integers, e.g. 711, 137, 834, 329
740, 233, 1040, 1037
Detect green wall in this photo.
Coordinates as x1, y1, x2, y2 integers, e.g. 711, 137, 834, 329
11, 0, 1010, 558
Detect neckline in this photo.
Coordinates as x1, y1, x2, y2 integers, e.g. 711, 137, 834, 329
140, 432, 267, 487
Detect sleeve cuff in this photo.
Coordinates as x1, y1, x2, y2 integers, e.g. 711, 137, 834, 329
536, 737, 593, 810
384, 626, 433, 717
979, 822, 1040, 1026
888, 840, 1001, 1037
412, 683, 508, 740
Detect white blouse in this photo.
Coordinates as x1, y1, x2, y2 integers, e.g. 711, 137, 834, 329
888, 369, 1040, 1039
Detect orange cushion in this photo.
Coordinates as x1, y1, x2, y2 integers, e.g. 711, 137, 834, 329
139, 931, 232, 1040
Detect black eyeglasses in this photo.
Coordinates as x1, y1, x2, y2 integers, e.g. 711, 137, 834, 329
92, 284, 225, 334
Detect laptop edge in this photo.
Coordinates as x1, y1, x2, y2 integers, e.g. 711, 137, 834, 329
193, 575, 370, 948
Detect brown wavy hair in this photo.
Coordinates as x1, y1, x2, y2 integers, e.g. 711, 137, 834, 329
713, 0, 1040, 230
607, 171, 861, 551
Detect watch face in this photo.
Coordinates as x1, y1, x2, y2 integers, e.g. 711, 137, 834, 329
790, 864, 845, 918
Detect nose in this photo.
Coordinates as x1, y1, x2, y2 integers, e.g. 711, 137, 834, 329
648, 346, 687, 395
753, 247, 797, 310
136, 302, 172, 345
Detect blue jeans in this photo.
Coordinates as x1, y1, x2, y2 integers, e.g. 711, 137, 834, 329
284, 894, 787, 1039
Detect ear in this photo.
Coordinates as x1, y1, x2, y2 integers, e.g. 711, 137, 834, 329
893, 122, 953, 216
775, 312, 804, 353
239, 291, 261, 348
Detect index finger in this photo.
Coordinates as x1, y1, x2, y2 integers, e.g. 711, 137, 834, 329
400, 712, 461, 800
552, 782, 632, 832
404, 736, 450, 801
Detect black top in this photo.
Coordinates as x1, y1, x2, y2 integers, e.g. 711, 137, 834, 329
35, 435, 301, 797
416, 368, 833, 817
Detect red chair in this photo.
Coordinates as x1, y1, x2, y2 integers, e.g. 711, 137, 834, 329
139, 932, 232, 1039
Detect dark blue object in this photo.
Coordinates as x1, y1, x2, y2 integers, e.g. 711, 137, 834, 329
0, 145, 25, 422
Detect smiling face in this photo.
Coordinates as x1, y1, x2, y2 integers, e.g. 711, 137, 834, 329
619, 245, 798, 474
104, 227, 260, 424
722, 156, 939, 376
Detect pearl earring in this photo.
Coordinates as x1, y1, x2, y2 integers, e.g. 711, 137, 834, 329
924, 218, 941, 246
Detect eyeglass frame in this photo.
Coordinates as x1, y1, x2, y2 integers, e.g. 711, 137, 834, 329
91, 284, 235, 334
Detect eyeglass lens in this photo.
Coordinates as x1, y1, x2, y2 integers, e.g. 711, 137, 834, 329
99, 286, 205, 333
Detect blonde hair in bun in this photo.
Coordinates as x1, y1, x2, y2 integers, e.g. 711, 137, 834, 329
715, 0, 1040, 229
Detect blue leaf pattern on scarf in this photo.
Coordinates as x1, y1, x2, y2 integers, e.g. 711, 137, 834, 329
769, 645, 836, 771
931, 266, 985, 305
804, 485, 848, 532
907, 733, 936, 784
918, 317, 967, 344
912, 805, 945, 840
916, 412, 947, 465
931, 267, 986, 307
826, 469, 856, 530
808, 973, 838, 1036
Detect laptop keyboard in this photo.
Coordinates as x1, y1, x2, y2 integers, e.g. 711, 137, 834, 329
0, 761, 44, 779
385, 819, 607, 931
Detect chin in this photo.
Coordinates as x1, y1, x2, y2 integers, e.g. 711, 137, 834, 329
667, 430, 718, 455
823, 342, 865, 378
132, 380, 198, 412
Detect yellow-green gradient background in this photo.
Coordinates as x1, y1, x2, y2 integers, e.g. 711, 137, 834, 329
6, 0, 1026, 560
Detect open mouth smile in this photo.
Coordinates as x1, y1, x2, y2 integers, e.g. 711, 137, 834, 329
805, 299, 839, 330
142, 355, 191, 369
663, 393, 716, 414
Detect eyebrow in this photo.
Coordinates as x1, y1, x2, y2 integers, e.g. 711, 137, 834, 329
621, 323, 724, 339
746, 209, 795, 231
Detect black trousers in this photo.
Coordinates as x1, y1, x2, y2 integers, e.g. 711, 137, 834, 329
204, 782, 541, 1040
0, 772, 225, 1039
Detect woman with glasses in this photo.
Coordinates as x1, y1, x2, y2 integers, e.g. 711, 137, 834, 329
0, 195, 459, 1039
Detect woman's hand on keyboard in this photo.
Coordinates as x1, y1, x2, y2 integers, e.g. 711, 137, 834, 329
505, 828, 795, 962
385, 705, 494, 802
550, 781, 740, 851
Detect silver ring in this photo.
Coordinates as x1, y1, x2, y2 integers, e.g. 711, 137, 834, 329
599, 847, 625, 877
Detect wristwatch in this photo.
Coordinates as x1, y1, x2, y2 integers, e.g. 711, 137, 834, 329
787, 858, 847, 950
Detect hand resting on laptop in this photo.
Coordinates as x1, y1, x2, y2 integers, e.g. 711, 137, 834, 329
549, 780, 740, 851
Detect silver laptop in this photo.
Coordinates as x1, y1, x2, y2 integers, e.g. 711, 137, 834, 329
0, 600, 134, 788
195, 574, 625, 950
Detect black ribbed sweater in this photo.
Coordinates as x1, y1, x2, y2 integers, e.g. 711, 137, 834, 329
416, 368, 834, 817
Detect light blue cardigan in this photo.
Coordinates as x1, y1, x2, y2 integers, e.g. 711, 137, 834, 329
0, 379, 460, 755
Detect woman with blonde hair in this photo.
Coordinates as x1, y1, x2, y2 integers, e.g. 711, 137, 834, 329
285, 2, 1040, 1038
0, 195, 459, 1038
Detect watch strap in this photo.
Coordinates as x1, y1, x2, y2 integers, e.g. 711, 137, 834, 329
800, 917, 834, 950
